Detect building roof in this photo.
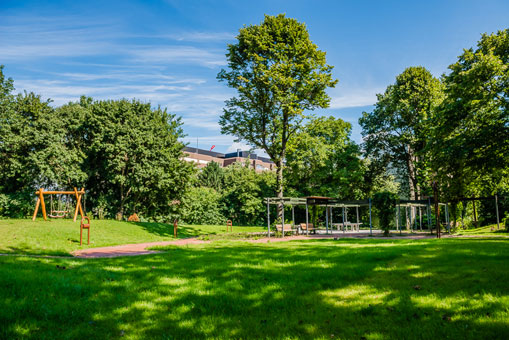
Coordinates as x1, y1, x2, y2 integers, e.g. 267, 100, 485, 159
184, 146, 273, 164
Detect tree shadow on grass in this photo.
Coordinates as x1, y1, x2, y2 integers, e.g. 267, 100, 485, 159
133, 221, 224, 238
0, 246, 72, 257
1, 239, 509, 339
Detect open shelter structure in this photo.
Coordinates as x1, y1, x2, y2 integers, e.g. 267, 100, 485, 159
266, 194, 500, 238
265, 196, 373, 237
32, 187, 86, 222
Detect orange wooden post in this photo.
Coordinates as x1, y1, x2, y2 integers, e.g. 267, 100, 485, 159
73, 187, 79, 221
173, 219, 178, 238
78, 187, 85, 218
39, 188, 47, 221
226, 220, 233, 232
73, 187, 85, 222
80, 216, 91, 245
32, 197, 41, 221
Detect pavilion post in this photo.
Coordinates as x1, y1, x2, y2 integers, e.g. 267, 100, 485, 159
495, 194, 500, 230
267, 199, 270, 238
325, 205, 329, 234
305, 202, 309, 236
445, 204, 450, 233
330, 206, 334, 230
419, 206, 422, 231
427, 198, 432, 233
412, 206, 416, 230
433, 182, 441, 239
369, 198, 372, 235
292, 205, 295, 231
395, 205, 399, 232
342, 206, 345, 233
356, 206, 359, 232
281, 201, 285, 238
398, 204, 401, 235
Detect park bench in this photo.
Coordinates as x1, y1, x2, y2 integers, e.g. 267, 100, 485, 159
299, 223, 315, 234
276, 223, 297, 235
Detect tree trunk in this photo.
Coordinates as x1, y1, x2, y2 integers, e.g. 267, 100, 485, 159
276, 160, 284, 220
406, 144, 419, 229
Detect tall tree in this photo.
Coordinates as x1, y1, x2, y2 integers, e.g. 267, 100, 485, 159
432, 29, 509, 193
217, 14, 337, 213
60, 98, 195, 219
197, 161, 224, 192
359, 66, 444, 200
285, 116, 366, 198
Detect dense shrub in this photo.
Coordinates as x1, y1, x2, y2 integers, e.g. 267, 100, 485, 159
180, 187, 226, 225
373, 191, 398, 236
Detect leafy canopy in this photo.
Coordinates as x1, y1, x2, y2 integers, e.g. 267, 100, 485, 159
360, 66, 444, 198
218, 14, 337, 201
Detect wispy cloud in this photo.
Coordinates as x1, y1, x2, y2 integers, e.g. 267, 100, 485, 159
128, 46, 226, 67
143, 31, 235, 42
329, 88, 382, 109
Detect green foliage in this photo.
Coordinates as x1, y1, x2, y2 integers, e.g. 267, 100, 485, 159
221, 162, 276, 225
360, 66, 444, 199
180, 187, 226, 225
76, 98, 194, 219
197, 161, 224, 191
373, 191, 398, 236
286, 116, 370, 198
0, 65, 193, 220
0, 191, 33, 218
218, 14, 337, 200
431, 30, 509, 203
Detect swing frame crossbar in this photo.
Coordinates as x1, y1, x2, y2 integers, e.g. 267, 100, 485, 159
32, 187, 86, 222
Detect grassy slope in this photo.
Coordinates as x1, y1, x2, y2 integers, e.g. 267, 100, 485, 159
453, 223, 508, 236
1, 238, 508, 339
0, 219, 264, 256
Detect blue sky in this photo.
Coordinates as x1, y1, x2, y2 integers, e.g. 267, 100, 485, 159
1, 0, 508, 153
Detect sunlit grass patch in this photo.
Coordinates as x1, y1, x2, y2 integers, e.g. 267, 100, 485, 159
1, 238, 508, 339
321, 284, 391, 309
0, 218, 264, 255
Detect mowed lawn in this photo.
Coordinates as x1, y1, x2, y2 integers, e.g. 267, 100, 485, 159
1, 238, 508, 339
0, 219, 264, 256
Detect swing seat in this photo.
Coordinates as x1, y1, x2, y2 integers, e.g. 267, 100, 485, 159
48, 210, 69, 218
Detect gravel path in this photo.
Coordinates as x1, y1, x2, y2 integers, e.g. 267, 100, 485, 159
72, 238, 211, 258
72, 232, 440, 258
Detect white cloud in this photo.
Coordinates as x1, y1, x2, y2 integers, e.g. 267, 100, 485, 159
128, 46, 226, 67
226, 142, 253, 153
155, 31, 235, 42
329, 88, 382, 109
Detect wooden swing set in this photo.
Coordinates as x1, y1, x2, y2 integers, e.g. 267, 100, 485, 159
32, 187, 86, 222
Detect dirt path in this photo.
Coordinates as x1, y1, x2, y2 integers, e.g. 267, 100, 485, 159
72, 238, 211, 258
72, 232, 439, 258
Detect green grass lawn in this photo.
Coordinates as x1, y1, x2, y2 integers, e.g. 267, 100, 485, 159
0, 219, 264, 256
453, 223, 508, 236
1, 238, 508, 339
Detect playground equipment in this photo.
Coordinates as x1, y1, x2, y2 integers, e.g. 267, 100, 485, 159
32, 187, 86, 222
226, 220, 233, 232
80, 216, 91, 245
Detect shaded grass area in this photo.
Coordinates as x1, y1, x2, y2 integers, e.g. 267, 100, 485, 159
1, 238, 508, 339
453, 223, 508, 237
0, 219, 264, 256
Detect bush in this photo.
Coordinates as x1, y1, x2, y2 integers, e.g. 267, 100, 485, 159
0, 191, 34, 218
373, 191, 398, 236
180, 187, 226, 225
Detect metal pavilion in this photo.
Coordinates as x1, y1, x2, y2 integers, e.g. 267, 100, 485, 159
265, 196, 373, 237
